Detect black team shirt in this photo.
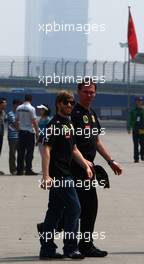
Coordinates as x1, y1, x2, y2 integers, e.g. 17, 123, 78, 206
43, 114, 76, 179
71, 103, 101, 180
71, 103, 101, 161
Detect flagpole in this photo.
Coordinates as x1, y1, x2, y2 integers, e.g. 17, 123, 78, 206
124, 46, 127, 62
127, 6, 131, 113
127, 5, 138, 124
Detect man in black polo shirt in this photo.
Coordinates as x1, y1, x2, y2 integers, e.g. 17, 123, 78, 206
71, 79, 122, 257
39, 90, 93, 260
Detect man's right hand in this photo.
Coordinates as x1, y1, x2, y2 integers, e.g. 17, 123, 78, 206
40, 176, 53, 190
85, 166, 93, 179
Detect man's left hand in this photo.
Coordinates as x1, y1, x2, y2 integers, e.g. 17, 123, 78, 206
109, 161, 122, 175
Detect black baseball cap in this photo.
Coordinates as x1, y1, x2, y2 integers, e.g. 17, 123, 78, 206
93, 165, 110, 189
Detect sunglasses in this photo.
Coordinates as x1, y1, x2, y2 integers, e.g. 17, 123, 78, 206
62, 99, 75, 106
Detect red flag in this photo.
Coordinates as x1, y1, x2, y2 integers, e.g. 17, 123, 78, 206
128, 9, 138, 59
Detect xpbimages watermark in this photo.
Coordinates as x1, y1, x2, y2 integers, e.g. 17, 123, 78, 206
38, 230, 106, 243
38, 74, 105, 86
38, 21, 106, 34
39, 125, 106, 140
38, 178, 106, 190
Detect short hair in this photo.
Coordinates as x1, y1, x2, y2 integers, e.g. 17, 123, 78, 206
25, 94, 32, 102
55, 90, 74, 108
12, 99, 21, 105
0, 97, 7, 104
77, 78, 97, 90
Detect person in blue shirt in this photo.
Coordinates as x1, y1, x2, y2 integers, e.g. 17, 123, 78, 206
7, 99, 21, 175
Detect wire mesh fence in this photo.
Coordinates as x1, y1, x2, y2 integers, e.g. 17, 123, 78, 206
0, 56, 144, 84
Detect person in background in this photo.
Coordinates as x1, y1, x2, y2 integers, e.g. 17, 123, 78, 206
128, 96, 144, 162
16, 94, 39, 175
37, 104, 51, 157
7, 99, 21, 175
0, 97, 7, 175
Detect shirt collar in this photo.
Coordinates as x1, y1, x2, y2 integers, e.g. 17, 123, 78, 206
76, 103, 90, 114
56, 113, 70, 121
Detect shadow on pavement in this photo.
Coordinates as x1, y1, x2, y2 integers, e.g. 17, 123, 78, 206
110, 252, 144, 255
0, 252, 144, 262
0, 256, 38, 263
0, 256, 65, 263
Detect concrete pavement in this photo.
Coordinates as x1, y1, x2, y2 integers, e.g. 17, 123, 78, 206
0, 128, 144, 264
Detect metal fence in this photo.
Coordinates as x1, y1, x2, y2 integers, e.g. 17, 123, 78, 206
0, 56, 144, 83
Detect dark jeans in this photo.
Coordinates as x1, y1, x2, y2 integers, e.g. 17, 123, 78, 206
8, 139, 18, 174
132, 131, 144, 161
41, 178, 81, 254
72, 162, 98, 251
17, 130, 35, 173
0, 135, 3, 155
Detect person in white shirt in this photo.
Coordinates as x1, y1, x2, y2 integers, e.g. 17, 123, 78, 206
16, 94, 39, 175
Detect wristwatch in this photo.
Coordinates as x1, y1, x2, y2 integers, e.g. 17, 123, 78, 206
108, 159, 115, 165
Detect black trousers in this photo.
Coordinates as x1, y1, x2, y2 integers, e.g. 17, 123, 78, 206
17, 130, 35, 173
71, 162, 98, 250
132, 131, 144, 161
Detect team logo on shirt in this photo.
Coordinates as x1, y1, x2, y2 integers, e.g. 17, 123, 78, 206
83, 115, 89, 124
70, 123, 74, 130
62, 125, 71, 138
63, 125, 69, 133
91, 115, 96, 123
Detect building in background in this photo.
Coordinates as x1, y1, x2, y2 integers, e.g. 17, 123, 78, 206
25, 0, 89, 60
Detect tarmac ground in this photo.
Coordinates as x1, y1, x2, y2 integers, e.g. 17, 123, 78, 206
0, 127, 144, 264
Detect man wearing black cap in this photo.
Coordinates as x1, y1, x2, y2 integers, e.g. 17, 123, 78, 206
128, 96, 144, 162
